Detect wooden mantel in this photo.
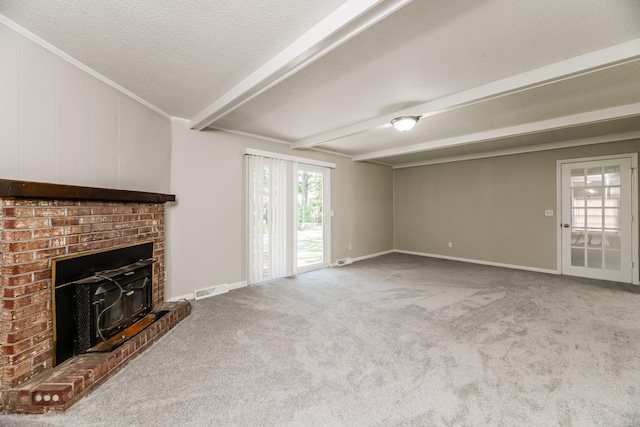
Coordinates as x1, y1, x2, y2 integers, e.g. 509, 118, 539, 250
0, 179, 175, 203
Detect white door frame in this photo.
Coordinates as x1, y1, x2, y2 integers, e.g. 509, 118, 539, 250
556, 153, 639, 284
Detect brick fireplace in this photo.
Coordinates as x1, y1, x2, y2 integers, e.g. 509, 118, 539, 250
0, 179, 190, 413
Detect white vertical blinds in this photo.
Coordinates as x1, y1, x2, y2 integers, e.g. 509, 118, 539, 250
247, 155, 292, 284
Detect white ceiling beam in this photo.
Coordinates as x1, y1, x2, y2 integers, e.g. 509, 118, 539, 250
189, 0, 413, 131
392, 131, 640, 170
293, 38, 640, 149
212, 127, 291, 145
351, 103, 640, 162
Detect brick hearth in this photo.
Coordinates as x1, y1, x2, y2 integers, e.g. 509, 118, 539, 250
0, 180, 187, 414
4, 301, 189, 414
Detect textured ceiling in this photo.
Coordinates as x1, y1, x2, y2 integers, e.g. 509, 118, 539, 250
1, 0, 639, 167
0, 0, 347, 118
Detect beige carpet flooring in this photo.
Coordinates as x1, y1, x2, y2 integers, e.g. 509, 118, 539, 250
3, 253, 640, 426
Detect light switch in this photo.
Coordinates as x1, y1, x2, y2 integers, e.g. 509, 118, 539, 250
545, 210, 554, 217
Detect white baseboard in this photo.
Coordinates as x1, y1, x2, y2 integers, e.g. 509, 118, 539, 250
354, 250, 395, 263
393, 249, 560, 275
166, 280, 248, 302
331, 250, 394, 267
228, 280, 248, 290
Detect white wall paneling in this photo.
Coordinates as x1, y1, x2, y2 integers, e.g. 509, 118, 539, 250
0, 21, 172, 193
0, 23, 21, 178
55, 58, 80, 185
78, 70, 93, 185
20, 38, 56, 182
90, 79, 119, 188
119, 95, 172, 192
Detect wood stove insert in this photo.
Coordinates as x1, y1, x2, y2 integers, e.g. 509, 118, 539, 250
52, 242, 157, 366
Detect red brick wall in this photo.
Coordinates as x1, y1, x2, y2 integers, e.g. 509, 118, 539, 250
0, 198, 167, 390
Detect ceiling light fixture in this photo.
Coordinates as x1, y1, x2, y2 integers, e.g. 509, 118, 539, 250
391, 116, 419, 132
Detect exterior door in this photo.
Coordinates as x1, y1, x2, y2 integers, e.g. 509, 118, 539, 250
295, 164, 330, 274
560, 157, 634, 283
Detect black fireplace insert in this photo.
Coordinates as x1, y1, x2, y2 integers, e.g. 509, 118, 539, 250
73, 259, 153, 354
52, 242, 154, 366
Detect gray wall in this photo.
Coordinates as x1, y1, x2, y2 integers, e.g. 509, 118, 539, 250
0, 22, 171, 193
394, 140, 640, 271
166, 120, 393, 299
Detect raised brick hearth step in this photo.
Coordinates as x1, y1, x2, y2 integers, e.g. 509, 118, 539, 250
2, 300, 190, 414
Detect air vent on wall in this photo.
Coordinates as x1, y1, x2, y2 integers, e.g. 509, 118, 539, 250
194, 284, 229, 300
336, 257, 353, 266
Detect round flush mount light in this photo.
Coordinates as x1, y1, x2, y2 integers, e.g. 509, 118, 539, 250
391, 116, 419, 132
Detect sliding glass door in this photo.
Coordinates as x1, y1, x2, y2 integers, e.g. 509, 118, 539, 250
247, 152, 331, 284
296, 165, 330, 273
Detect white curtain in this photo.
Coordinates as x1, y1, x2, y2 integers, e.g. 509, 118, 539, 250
247, 155, 291, 284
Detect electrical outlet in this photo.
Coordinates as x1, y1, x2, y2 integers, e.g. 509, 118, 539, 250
448, 242, 453, 248
348, 244, 352, 251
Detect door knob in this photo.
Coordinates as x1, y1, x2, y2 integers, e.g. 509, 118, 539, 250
562, 224, 570, 228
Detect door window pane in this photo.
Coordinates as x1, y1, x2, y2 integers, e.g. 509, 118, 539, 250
586, 168, 603, 187
586, 233, 602, 248
605, 187, 620, 205
571, 231, 584, 246
587, 250, 602, 269
604, 166, 621, 186
571, 248, 585, 267
586, 188, 603, 206
604, 234, 621, 250
604, 251, 621, 271
570, 168, 585, 187
604, 208, 619, 230
572, 188, 587, 201
586, 209, 602, 228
